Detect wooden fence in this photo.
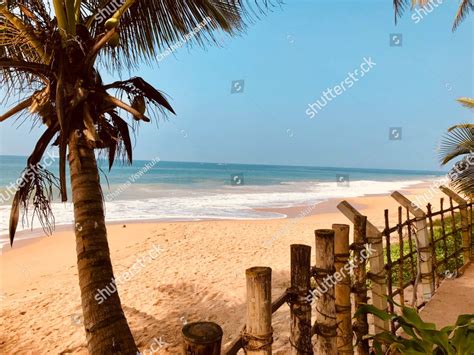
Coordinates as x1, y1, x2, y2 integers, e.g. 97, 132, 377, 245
181, 186, 473, 354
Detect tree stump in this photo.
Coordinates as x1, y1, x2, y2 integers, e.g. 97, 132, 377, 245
182, 322, 223, 355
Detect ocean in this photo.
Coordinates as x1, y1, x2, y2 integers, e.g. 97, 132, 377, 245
0, 155, 444, 244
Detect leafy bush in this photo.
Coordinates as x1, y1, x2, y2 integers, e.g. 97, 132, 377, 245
355, 302, 474, 354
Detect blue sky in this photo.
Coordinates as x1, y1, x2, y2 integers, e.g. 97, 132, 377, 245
0, 0, 472, 171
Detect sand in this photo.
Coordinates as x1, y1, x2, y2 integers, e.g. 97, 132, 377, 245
1, 185, 466, 354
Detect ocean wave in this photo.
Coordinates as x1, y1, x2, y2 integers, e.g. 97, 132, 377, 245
0, 179, 423, 246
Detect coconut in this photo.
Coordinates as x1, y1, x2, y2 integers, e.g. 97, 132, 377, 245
105, 18, 119, 30
132, 96, 146, 114
108, 32, 120, 47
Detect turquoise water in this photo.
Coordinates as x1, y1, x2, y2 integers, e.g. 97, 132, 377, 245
0, 155, 444, 190
0, 155, 444, 239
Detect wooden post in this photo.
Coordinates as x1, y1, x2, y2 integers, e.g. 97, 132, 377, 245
182, 322, 223, 355
245, 267, 272, 355
353, 215, 369, 355
440, 186, 471, 264
337, 201, 389, 334
391, 191, 434, 301
313, 229, 337, 355
289, 245, 313, 355
333, 224, 353, 354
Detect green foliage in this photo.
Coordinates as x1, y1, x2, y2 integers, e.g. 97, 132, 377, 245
385, 213, 465, 287
356, 303, 474, 354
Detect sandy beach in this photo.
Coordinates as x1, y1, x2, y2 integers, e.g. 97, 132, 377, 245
0, 185, 453, 354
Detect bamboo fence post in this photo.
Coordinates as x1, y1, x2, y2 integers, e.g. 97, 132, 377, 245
182, 322, 223, 355
426, 203, 439, 289
333, 224, 353, 355
337, 201, 389, 334
440, 186, 471, 264
448, 198, 462, 272
353, 215, 369, 355
397, 207, 405, 306
391, 191, 434, 301
406, 208, 416, 289
313, 229, 337, 355
244, 267, 272, 355
289, 244, 313, 355
439, 198, 451, 275
384, 209, 395, 332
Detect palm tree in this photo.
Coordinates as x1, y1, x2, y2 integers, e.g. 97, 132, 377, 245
439, 98, 474, 197
0, 0, 276, 353
393, 0, 473, 30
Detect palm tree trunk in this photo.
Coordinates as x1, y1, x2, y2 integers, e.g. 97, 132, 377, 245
68, 129, 138, 354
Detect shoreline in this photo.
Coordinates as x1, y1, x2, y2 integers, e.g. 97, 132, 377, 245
0, 183, 448, 354
0, 180, 438, 254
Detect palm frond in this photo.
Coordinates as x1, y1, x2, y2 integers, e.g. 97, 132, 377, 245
9, 123, 60, 245
439, 124, 474, 165
457, 97, 474, 110
104, 77, 176, 115
393, 0, 472, 29
453, 0, 474, 30
448, 160, 474, 197
82, 0, 280, 70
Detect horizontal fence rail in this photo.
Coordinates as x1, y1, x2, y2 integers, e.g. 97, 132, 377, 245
182, 187, 473, 354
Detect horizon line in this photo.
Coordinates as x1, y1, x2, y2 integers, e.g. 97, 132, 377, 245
0, 154, 448, 174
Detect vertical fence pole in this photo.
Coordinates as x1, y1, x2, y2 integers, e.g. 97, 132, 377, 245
397, 207, 405, 306
353, 215, 370, 355
245, 267, 272, 355
440, 186, 472, 265
313, 229, 337, 355
182, 322, 223, 354
333, 224, 353, 355
290, 244, 313, 355
391, 191, 434, 301
337, 201, 389, 334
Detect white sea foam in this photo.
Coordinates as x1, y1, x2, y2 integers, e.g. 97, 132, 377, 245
0, 179, 423, 249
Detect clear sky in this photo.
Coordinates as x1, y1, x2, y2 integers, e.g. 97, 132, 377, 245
0, 0, 472, 171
